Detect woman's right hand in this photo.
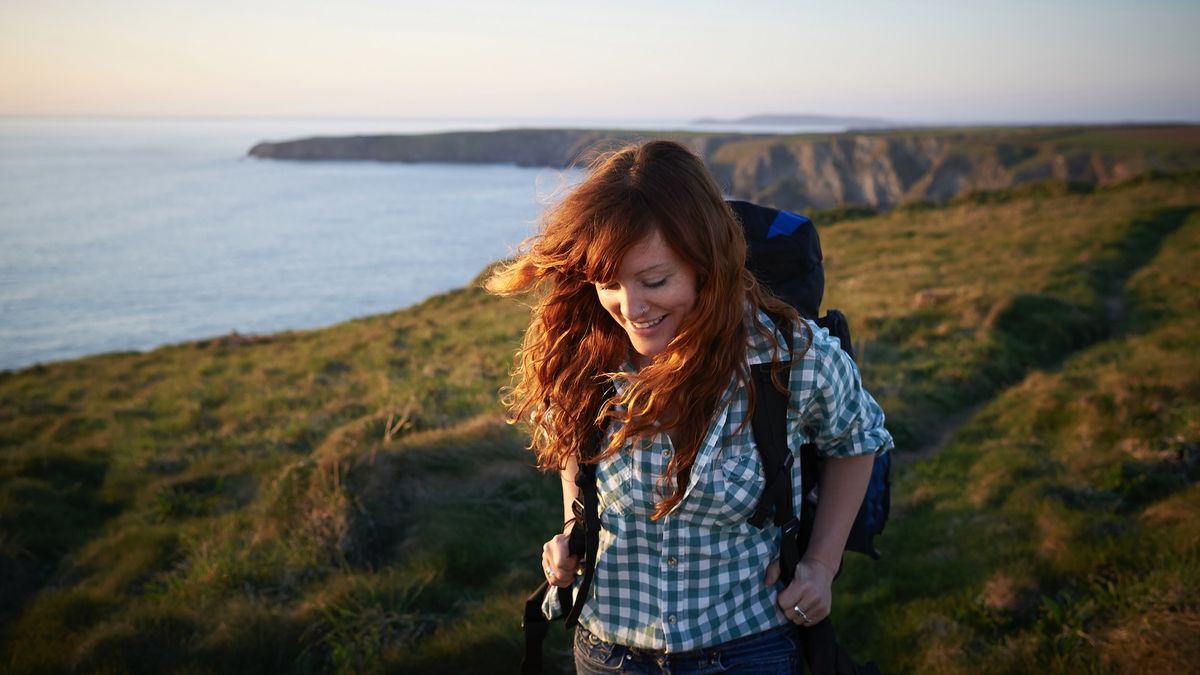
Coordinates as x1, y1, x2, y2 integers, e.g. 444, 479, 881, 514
542, 533, 579, 588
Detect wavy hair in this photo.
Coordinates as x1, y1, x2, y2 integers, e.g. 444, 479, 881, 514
487, 140, 803, 519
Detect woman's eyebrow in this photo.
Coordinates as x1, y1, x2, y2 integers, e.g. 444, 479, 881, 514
635, 263, 671, 276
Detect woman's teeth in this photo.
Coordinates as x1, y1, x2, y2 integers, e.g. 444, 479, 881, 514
632, 315, 666, 329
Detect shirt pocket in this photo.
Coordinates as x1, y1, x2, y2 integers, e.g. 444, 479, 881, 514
712, 450, 765, 526
597, 457, 636, 519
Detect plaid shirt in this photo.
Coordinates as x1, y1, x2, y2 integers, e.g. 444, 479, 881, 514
544, 311, 893, 652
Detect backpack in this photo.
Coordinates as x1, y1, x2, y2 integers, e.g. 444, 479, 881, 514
520, 200, 891, 675
733, 200, 891, 563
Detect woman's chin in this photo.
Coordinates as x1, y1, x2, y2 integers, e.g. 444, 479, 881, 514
630, 342, 664, 366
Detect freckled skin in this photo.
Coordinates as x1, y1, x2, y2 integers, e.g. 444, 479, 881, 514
594, 230, 697, 369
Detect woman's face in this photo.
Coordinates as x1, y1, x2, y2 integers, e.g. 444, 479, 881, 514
595, 229, 698, 368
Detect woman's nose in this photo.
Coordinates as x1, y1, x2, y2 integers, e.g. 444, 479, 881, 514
620, 291, 644, 320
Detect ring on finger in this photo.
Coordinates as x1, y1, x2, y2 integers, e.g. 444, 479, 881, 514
792, 604, 810, 624
545, 564, 555, 579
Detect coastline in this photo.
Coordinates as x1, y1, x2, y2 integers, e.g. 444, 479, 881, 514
247, 124, 1200, 211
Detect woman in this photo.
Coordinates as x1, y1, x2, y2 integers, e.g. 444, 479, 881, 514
488, 140, 892, 673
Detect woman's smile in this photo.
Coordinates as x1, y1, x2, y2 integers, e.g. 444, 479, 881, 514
630, 314, 666, 330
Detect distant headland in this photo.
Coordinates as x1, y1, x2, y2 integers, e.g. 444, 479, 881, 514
691, 113, 895, 128
248, 125, 1200, 212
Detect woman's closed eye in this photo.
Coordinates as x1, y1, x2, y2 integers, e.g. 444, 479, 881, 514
597, 277, 668, 292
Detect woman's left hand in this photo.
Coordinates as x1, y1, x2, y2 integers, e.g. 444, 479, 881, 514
764, 557, 837, 626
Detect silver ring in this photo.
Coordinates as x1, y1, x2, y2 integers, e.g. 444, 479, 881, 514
793, 604, 810, 623
545, 564, 554, 579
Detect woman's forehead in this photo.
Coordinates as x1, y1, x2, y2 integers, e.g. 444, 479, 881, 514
612, 229, 685, 276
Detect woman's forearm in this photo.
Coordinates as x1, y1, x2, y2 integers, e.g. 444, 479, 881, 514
804, 453, 875, 573
561, 455, 581, 530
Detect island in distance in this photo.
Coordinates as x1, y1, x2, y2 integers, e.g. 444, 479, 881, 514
692, 113, 896, 128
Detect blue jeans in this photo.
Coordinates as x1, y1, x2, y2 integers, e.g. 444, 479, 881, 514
573, 623, 801, 674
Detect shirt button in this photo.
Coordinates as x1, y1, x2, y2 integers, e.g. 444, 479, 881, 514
666, 557, 678, 567
662, 448, 672, 458
667, 615, 677, 624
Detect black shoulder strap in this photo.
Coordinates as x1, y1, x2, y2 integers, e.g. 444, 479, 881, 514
749, 317, 884, 675
563, 458, 599, 626
520, 398, 609, 675
747, 338, 794, 531
747, 319, 806, 586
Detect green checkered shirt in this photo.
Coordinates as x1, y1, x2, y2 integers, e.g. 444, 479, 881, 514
544, 311, 893, 652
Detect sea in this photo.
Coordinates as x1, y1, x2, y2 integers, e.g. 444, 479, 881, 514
0, 116, 849, 372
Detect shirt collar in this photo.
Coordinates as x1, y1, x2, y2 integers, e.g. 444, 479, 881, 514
745, 306, 789, 366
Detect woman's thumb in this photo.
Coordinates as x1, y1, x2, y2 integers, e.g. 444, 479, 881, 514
763, 558, 781, 586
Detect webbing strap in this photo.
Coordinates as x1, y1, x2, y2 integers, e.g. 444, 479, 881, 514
750, 366, 804, 587
519, 415, 606, 675
563, 460, 599, 627
747, 362, 795, 530
520, 582, 550, 675
746, 320, 809, 589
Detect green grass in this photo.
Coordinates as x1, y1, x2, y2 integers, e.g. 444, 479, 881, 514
1, 169, 1198, 673
834, 208, 1200, 673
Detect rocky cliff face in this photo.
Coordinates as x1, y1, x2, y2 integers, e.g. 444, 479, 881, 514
248, 126, 1200, 212
705, 129, 1200, 210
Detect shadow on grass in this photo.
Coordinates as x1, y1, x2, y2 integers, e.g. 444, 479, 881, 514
0, 450, 120, 622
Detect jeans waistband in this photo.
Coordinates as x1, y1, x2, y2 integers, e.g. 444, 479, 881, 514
582, 622, 794, 665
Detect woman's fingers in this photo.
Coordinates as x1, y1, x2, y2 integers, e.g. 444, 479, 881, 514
776, 580, 811, 619
775, 559, 834, 624
542, 534, 578, 588
778, 583, 824, 624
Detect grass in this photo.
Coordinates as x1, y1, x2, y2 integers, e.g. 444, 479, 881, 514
834, 205, 1200, 673
1, 168, 1198, 673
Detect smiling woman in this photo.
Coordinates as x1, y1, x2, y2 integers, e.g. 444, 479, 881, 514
593, 229, 698, 369
486, 140, 892, 674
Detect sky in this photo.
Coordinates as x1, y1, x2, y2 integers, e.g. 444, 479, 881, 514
2, 0, 1198, 124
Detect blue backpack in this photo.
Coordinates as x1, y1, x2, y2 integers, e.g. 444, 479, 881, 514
521, 200, 891, 675
732, 199, 891, 562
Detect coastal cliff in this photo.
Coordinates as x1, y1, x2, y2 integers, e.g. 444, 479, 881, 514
249, 125, 1200, 211
250, 129, 613, 167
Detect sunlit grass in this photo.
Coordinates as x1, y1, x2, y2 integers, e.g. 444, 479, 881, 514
1, 170, 1198, 673
836, 208, 1200, 673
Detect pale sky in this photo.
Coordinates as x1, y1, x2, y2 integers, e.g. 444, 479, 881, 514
2, 0, 1197, 123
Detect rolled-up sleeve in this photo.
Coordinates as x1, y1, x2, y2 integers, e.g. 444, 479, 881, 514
541, 584, 563, 620
793, 323, 893, 458
540, 576, 582, 620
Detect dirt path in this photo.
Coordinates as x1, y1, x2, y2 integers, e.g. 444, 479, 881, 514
894, 401, 988, 470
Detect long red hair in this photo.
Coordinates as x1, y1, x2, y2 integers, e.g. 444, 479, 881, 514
487, 140, 801, 519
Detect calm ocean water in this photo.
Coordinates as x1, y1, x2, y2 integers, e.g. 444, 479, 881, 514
0, 116, 848, 372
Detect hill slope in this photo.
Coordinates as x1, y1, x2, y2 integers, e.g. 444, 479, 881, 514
2, 172, 1198, 673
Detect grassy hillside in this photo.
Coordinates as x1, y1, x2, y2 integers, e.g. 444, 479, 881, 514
2, 171, 1198, 673
832, 179, 1200, 673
